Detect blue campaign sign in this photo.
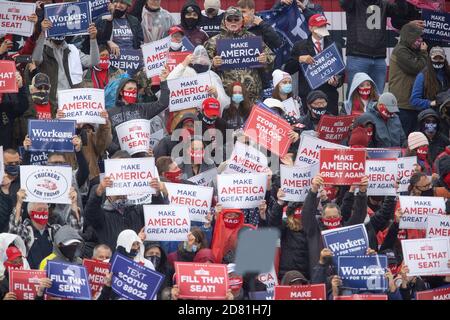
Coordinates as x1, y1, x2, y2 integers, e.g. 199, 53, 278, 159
248, 291, 273, 300
46, 261, 92, 300
110, 253, 165, 300
45, 2, 92, 37
322, 224, 369, 258
28, 119, 75, 153
338, 255, 388, 291
301, 43, 345, 90
216, 36, 263, 70
422, 10, 450, 43
182, 37, 195, 52
18, 147, 49, 165
110, 48, 144, 76
367, 148, 402, 159
81, 0, 110, 22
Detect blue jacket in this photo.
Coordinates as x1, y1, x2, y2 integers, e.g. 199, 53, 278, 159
366, 103, 406, 148
410, 69, 449, 110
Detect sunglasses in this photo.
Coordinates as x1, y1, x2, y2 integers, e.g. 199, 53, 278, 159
226, 16, 242, 23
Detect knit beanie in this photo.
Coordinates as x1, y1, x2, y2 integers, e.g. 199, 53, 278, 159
408, 132, 429, 150
349, 126, 369, 148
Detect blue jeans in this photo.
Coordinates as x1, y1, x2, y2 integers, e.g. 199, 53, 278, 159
346, 56, 387, 96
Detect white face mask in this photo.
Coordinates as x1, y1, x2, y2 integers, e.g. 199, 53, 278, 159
170, 41, 182, 50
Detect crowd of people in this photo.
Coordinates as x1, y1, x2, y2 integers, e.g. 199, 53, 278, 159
0, 0, 449, 301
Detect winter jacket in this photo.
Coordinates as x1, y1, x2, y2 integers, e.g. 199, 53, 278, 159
366, 103, 406, 148
0, 86, 29, 149
284, 35, 344, 116
417, 108, 450, 163
340, 0, 407, 59
96, 14, 144, 49
343, 72, 378, 115
410, 69, 450, 111
352, 112, 378, 148
179, 0, 209, 46
389, 23, 428, 111
0, 178, 20, 233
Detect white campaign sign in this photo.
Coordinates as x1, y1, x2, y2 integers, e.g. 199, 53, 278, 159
165, 182, 213, 222
144, 205, 190, 241
116, 119, 151, 155
187, 168, 218, 187
168, 73, 211, 112
224, 141, 269, 174
20, 165, 72, 204
142, 36, 171, 78
397, 157, 417, 193
282, 98, 301, 119
280, 164, 319, 202
295, 134, 347, 166
127, 193, 153, 206
426, 214, 450, 238
366, 159, 398, 196
57, 88, 106, 124
399, 196, 446, 229
105, 158, 155, 196
402, 237, 450, 276
0, 1, 36, 37
217, 173, 267, 209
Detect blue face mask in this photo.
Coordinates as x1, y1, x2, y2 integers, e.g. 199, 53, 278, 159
5, 165, 19, 177
424, 123, 437, 134
281, 84, 293, 94
232, 94, 244, 104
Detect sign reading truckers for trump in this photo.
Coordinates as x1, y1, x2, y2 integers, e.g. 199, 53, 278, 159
0, 1, 36, 37
104, 158, 156, 196
322, 224, 369, 258
216, 36, 263, 70
20, 165, 72, 204
317, 115, 355, 144
168, 73, 211, 112
9, 270, 46, 300
175, 262, 229, 300
243, 103, 292, 157
319, 148, 366, 185
399, 196, 446, 230
187, 168, 218, 187
111, 253, 165, 300
366, 159, 398, 196
142, 36, 171, 78
82, 259, 110, 299
427, 214, 450, 238
338, 255, 387, 291
81, 0, 109, 21
225, 141, 269, 174
217, 173, 267, 209
164, 183, 213, 222
416, 287, 450, 300
58, 88, 106, 124
401, 237, 450, 276
397, 156, 417, 193
422, 10, 450, 43
44, 2, 91, 37
0, 60, 18, 93
274, 284, 326, 300
46, 261, 91, 300
28, 119, 75, 152
280, 164, 319, 202
116, 119, 151, 156
301, 43, 345, 89
144, 205, 190, 241
295, 134, 347, 166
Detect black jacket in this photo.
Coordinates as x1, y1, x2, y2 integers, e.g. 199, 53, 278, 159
417, 108, 450, 163
272, 1, 324, 23
0, 86, 29, 149
0, 178, 20, 233
96, 14, 144, 49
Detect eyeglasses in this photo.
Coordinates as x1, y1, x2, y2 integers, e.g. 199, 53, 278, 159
226, 16, 242, 23
415, 183, 431, 191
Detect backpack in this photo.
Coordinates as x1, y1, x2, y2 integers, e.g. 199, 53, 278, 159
104, 73, 130, 109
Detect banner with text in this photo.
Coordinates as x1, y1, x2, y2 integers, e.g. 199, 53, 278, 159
0, 60, 18, 93
319, 148, 366, 185
9, 270, 46, 300
168, 73, 211, 112
295, 134, 347, 166
322, 224, 369, 258
144, 204, 190, 241
45, 2, 91, 37
280, 164, 319, 202
217, 173, 267, 209
416, 287, 450, 300
338, 255, 387, 291
110, 48, 144, 76
274, 284, 326, 300
187, 168, 218, 187
397, 156, 417, 193
366, 159, 398, 196
216, 36, 263, 70
399, 196, 446, 229
422, 9, 450, 43
58, 88, 106, 124
28, 119, 75, 152
426, 214, 450, 238
142, 36, 171, 78
0, 1, 36, 37
82, 259, 110, 299
224, 141, 269, 174
116, 119, 151, 156
317, 115, 355, 144
46, 261, 91, 300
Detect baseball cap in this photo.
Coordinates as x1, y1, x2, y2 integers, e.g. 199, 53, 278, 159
168, 25, 184, 36
378, 92, 399, 113
62, 239, 82, 246
224, 6, 242, 19
308, 14, 330, 28
430, 46, 446, 60
32, 73, 50, 90
202, 97, 221, 117
6, 246, 22, 261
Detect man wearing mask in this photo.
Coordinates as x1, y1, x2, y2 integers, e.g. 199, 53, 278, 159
92, 244, 112, 262
29, 73, 51, 119
199, 0, 225, 38
417, 109, 449, 164
179, 0, 209, 46
168, 26, 185, 52
299, 90, 329, 131
138, 0, 176, 43
367, 92, 406, 148
32, 20, 100, 115
285, 14, 343, 115
0, 150, 22, 233
156, 156, 185, 184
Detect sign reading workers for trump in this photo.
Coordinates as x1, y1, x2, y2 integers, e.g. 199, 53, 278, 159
81, 0, 109, 22
301, 43, 345, 89
397, 156, 417, 193
168, 73, 211, 112
317, 115, 355, 144
416, 287, 450, 300
110, 48, 144, 77
422, 9, 450, 43
9, 270, 46, 300
46, 261, 91, 300
295, 134, 348, 166
175, 262, 229, 300
274, 284, 326, 300
338, 255, 387, 291
165, 183, 213, 223
243, 103, 292, 157
217, 173, 267, 209
401, 237, 450, 277
322, 224, 369, 258
82, 259, 110, 299
116, 119, 151, 156
366, 159, 398, 196
28, 119, 76, 152
44, 2, 91, 37
104, 158, 156, 196
0, 60, 18, 93
216, 36, 263, 70
319, 148, 366, 185
144, 205, 190, 242
224, 141, 269, 174
58, 88, 106, 124
280, 164, 319, 202
399, 196, 446, 230
0, 1, 36, 37
142, 36, 171, 78
426, 214, 450, 238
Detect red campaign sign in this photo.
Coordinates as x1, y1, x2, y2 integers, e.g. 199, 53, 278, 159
416, 287, 450, 300
319, 148, 367, 185
0, 60, 18, 93
243, 104, 292, 157
317, 115, 356, 143
151, 51, 192, 86
175, 262, 229, 300
9, 269, 46, 300
334, 294, 388, 300
83, 259, 111, 298
274, 284, 326, 300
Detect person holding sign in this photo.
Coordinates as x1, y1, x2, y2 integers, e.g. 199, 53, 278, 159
177, 138, 216, 180
271, 70, 303, 120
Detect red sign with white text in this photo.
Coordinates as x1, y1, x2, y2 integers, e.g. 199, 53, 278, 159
416, 287, 450, 300
317, 115, 356, 143
83, 259, 111, 298
9, 269, 46, 300
274, 284, 326, 300
151, 51, 192, 85
243, 104, 292, 157
0, 60, 18, 93
334, 294, 388, 300
175, 262, 228, 300
319, 148, 367, 185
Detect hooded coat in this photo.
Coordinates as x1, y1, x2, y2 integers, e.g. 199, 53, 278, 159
343, 72, 378, 115
417, 108, 449, 163
138, 2, 176, 43
352, 112, 378, 148
389, 23, 428, 111
366, 103, 406, 148
179, 0, 209, 46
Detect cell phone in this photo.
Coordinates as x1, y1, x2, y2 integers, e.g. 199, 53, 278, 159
15, 55, 32, 64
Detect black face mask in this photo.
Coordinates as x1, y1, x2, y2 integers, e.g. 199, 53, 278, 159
310, 107, 326, 118
322, 255, 333, 266
184, 17, 198, 29
113, 9, 127, 18
5, 165, 20, 177
59, 244, 79, 261
146, 255, 161, 269
32, 91, 50, 105
51, 39, 65, 46
190, 63, 209, 74
199, 112, 216, 125
420, 188, 434, 197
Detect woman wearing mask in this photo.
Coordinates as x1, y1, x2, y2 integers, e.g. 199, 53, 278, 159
83, 45, 125, 89
222, 82, 252, 130
167, 227, 208, 268
411, 47, 450, 111
406, 132, 433, 176
343, 72, 379, 115
176, 138, 216, 180
352, 113, 378, 148
271, 69, 303, 119
299, 90, 329, 131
